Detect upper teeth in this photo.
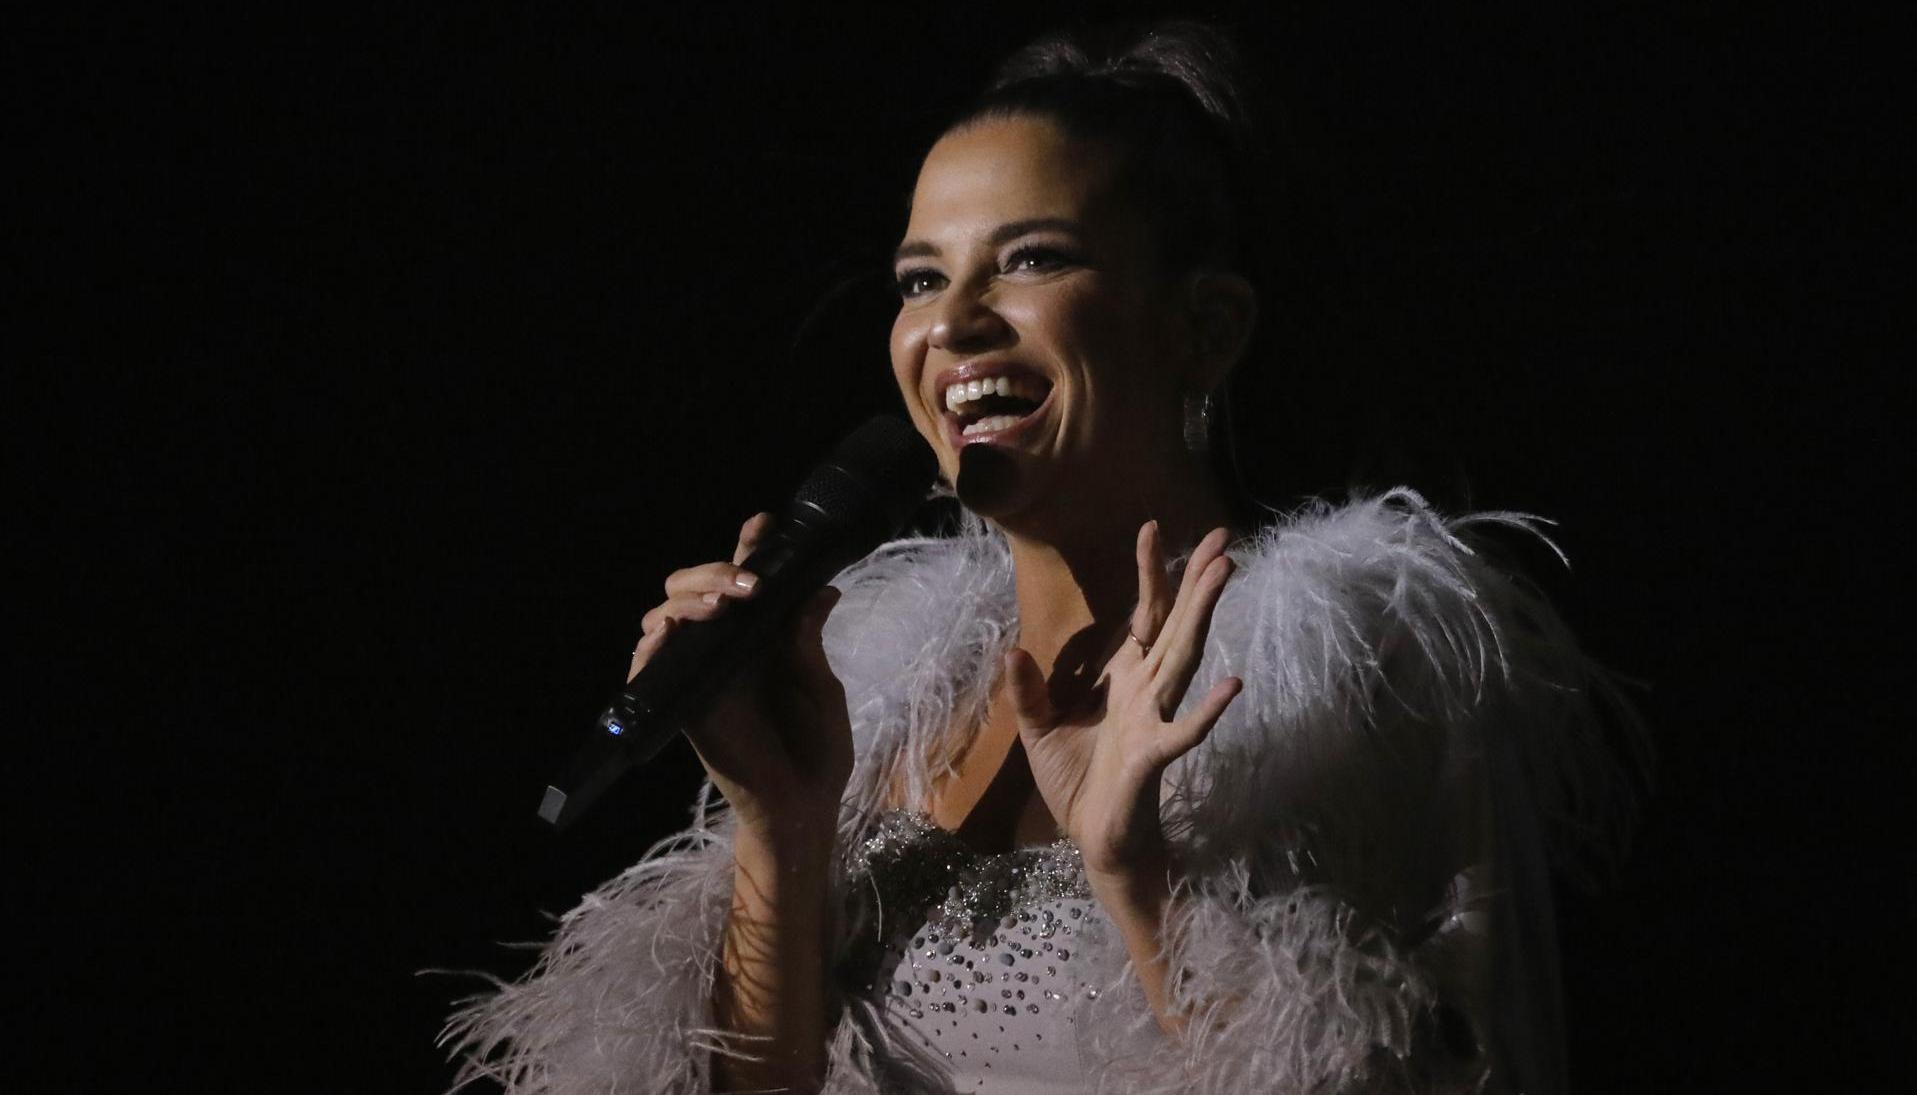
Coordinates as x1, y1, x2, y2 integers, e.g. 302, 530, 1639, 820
944, 375, 1046, 413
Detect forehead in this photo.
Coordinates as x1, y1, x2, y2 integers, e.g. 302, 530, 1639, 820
902, 115, 1129, 244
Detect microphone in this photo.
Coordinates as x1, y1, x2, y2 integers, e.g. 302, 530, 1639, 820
538, 415, 938, 830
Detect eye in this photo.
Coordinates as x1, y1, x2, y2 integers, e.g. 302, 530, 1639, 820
1004, 244, 1073, 274
894, 267, 945, 299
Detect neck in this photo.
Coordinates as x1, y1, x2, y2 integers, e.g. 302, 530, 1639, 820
999, 465, 1237, 674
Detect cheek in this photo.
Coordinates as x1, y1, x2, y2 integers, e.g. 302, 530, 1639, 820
887, 311, 921, 396
888, 311, 940, 439
1031, 280, 1157, 385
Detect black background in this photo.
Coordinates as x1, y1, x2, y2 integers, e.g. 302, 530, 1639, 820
14, 2, 1901, 1091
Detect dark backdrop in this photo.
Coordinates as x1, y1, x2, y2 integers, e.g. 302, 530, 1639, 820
15, 2, 1900, 1091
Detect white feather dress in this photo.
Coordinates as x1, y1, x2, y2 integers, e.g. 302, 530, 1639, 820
444, 487, 1644, 1094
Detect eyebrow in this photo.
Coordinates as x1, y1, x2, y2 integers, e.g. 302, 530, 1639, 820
892, 217, 1082, 266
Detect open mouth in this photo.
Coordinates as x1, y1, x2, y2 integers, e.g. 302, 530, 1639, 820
942, 372, 1053, 440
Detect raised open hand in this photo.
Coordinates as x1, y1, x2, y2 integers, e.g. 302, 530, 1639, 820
1006, 522, 1242, 882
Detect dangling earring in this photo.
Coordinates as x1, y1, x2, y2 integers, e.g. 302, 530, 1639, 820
1183, 391, 1212, 455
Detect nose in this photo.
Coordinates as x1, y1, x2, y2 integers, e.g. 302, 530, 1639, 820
928, 285, 1010, 354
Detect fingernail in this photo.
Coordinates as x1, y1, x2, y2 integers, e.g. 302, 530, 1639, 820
701, 591, 721, 605
733, 572, 758, 592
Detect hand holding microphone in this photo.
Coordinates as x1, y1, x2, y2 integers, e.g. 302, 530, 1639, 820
627, 513, 853, 835
538, 415, 936, 831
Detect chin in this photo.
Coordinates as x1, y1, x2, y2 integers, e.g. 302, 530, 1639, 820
954, 444, 1026, 512
952, 445, 1080, 535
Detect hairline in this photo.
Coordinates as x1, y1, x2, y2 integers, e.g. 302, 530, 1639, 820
903, 108, 1202, 288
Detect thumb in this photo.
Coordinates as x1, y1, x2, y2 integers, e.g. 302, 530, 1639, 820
1005, 648, 1055, 741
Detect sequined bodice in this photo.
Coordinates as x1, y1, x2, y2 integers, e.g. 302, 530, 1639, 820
845, 812, 1102, 1094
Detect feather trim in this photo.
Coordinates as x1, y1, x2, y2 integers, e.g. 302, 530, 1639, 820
443, 488, 1645, 1094
1073, 877, 1489, 1095
439, 812, 738, 1095
822, 510, 1015, 833
1162, 487, 1647, 915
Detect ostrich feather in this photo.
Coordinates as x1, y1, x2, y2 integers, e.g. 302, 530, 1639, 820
442, 487, 1645, 1094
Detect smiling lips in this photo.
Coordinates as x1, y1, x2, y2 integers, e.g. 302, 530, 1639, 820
932, 362, 1054, 446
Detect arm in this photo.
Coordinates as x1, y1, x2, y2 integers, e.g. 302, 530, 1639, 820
710, 823, 837, 1093
621, 513, 857, 1091
444, 514, 858, 1095
1010, 522, 1244, 1039
1084, 851, 1191, 1038
1071, 490, 1645, 1094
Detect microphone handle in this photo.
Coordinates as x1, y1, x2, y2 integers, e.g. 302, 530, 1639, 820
599, 523, 830, 749
538, 503, 850, 828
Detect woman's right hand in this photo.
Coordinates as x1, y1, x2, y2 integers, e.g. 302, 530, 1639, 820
627, 512, 854, 841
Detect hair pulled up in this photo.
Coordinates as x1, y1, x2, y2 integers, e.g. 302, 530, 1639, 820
948, 19, 1276, 295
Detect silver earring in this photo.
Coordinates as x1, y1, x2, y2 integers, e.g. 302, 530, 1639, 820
1182, 392, 1212, 455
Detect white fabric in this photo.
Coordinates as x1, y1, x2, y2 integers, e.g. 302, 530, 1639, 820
444, 487, 1644, 1094
875, 892, 1099, 1093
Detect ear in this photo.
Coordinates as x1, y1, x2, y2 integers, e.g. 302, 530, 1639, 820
1183, 271, 1258, 392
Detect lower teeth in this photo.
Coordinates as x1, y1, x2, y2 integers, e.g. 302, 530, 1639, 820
962, 415, 1022, 437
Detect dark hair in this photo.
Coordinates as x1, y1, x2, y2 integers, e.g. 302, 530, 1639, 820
941, 20, 1283, 522
953, 20, 1273, 293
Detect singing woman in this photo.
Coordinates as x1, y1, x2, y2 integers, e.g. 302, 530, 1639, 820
447, 19, 1642, 1095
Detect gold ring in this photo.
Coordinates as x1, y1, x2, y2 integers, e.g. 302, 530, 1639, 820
1128, 629, 1152, 655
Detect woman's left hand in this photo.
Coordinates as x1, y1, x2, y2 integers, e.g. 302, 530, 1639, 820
1006, 522, 1243, 887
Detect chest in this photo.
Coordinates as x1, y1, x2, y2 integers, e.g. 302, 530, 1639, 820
925, 685, 1060, 853
845, 813, 1099, 1094
871, 894, 1096, 1092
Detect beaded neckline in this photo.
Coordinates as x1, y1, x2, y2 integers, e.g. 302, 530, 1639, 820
848, 810, 1091, 946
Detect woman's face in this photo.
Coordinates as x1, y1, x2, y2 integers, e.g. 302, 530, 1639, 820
889, 114, 1193, 525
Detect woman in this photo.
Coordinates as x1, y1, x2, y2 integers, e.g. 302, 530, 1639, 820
447, 20, 1641, 1095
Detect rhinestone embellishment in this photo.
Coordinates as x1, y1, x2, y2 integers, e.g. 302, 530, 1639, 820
848, 811, 1091, 944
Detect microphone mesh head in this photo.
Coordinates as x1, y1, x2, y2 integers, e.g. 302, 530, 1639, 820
794, 416, 937, 524
834, 415, 937, 478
